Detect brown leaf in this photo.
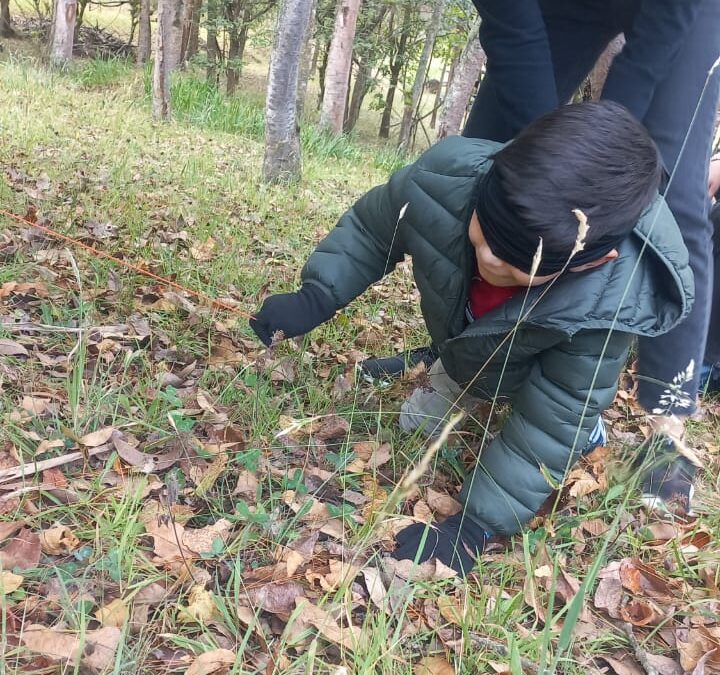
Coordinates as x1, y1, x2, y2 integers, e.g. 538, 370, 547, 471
0, 528, 41, 569
182, 518, 232, 555
361, 567, 387, 610
314, 415, 350, 441
40, 526, 80, 555
603, 654, 644, 675
619, 599, 663, 627
186, 649, 236, 675
619, 558, 678, 600
95, 598, 129, 627
414, 655, 456, 675
0, 520, 24, 544
367, 442, 392, 470
178, 586, 216, 624
112, 431, 181, 473
594, 576, 624, 619
145, 520, 193, 562
21, 624, 121, 671
0, 570, 23, 594
384, 557, 457, 582
233, 470, 259, 499
295, 598, 363, 651
0, 339, 28, 356
190, 237, 217, 261
79, 426, 115, 447
283, 531, 318, 577
425, 488, 462, 518
245, 581, 305, 616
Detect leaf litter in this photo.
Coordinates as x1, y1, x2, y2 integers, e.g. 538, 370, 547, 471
0, 160, 719, 675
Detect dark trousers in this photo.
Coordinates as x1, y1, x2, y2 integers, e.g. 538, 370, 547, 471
706, 203, 720, 364
464, 0, 720, 413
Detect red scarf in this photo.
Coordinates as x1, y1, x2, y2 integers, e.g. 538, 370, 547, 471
468, 272, 521, 319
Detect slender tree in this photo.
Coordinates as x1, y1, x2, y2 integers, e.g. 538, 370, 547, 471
206, 0, 221, 85
296, 0, 318, 119
49, 0, 77, 64
137, 0, 151, 64
153, 0, 183, 119
437, 20, 484, 139
263, 0, 314, 182
0, 0, 15, 38
379, 2, 412, 139
397, 0, 446, 151
318, 0, 362, 135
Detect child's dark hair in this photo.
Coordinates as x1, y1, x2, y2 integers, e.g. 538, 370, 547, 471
491, 100, 662, 260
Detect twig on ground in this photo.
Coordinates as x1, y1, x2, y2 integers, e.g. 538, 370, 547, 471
621, 622, 659, 675
0, 445, 110, 484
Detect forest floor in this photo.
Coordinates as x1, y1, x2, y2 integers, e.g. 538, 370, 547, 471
1, 51, 720, 675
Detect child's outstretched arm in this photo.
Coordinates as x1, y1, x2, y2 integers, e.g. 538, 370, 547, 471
459, 328, 632, 537
250, 165, 413, 345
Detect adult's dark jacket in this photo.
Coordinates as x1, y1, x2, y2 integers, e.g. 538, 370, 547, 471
301, 136, 694, 535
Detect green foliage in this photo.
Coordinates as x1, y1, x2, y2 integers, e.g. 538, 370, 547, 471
71, 56, 135, 88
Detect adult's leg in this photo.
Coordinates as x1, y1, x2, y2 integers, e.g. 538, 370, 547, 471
703, 203, 720, 366
462, 0, 616, 141
635, 1, 720, 415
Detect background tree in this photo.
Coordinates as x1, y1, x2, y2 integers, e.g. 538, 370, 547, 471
137, 0, 152, 63
263, 0, 314, 182
49, 0, 77, 64
343, 0, 387, 133
377, 1, 414, 139
437, 19, 484, 139
397, 0, 446, 150
318, 0, 362, 135
1, 0, 15, 38
153, 0, 183, 118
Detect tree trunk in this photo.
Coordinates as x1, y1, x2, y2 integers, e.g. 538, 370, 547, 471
49, 0, 77, 64
397, 0, 446, 151
379, 4, 410, 139
437, 20, 484, 140
263, 0, 314, 183
588, 34, 625, 99
344, 57, 370, 132
137, 0, 151, 64
226, 22, 249, 94
316, 36, 330, 109
0, 0, 15, 38
296, 0, 317, 120
318, 0, 362, 135
180, 0, 199, 63
225, 0, 243, 94
429, 57, 448, 129
186, 0, 201, 59
153, 0, 183, 119
206, 0, 220, 85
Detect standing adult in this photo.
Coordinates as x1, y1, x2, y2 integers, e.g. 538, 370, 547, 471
463, 0, 720, 513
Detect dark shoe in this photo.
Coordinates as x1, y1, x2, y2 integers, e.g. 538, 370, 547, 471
637, 434, 697, 517
359, 346, 438, 380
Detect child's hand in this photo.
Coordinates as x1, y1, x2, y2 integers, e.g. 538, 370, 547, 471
249, 285, 336, 346
393, 512, 489, 576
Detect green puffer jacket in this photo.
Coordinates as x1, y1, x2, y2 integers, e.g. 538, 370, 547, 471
301, 136, 694, 536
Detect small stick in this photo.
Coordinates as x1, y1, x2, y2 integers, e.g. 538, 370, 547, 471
621, 622, 659, 675
0, 445, 110, 484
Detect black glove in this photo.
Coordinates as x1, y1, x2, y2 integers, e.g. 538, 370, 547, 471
249, 285, 336, 346
393, 512, 490, 576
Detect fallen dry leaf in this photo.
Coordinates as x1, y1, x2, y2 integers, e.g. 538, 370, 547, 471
425, 488, 462, 518
314, 415, 350, 441
21, 624, 121, 671
186, 648, 236, 675
95, 598, 129, 627
233, 470, 259, 499
40, 525, 80, 555
0, 570, 23, 594
178, 586, 216, 623
619, 598, 663, 627
245, 581, 305, 616
79, 426, 116, 447
0, 338, 28, 356
0, 528, 41, 570
0, 520, 24, 544
414, 655, 456, 674
295, 597, 363, 652
182, 518, 232, 555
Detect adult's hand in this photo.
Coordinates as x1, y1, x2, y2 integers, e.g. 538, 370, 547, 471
249, 285, 336, 346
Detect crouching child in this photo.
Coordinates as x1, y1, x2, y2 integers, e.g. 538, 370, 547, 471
250, 101, 693, 576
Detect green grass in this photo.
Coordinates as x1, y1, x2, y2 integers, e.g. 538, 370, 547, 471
0, 50, 718, 675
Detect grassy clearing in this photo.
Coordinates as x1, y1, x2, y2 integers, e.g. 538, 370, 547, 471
0, 53, 719, 675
